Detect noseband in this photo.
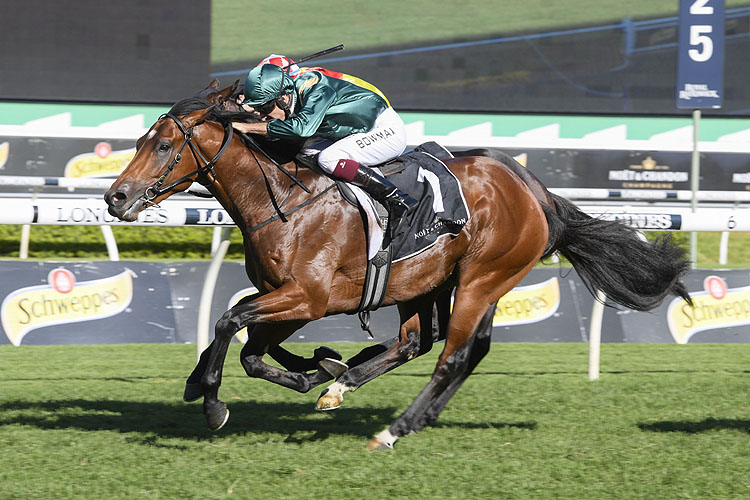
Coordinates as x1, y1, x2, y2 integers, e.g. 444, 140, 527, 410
143, 112, 233, 202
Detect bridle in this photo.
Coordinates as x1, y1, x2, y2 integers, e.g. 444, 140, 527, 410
141, 110, 316, 228
143, 112, 233, 203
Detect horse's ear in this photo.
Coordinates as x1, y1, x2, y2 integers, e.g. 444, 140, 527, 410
181, 107, 214, 129
206, 82, 238, 107
207, 78, 220, 90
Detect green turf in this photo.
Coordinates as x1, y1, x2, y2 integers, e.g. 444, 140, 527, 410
1, 343, 748, 499
211, 0, 750, 64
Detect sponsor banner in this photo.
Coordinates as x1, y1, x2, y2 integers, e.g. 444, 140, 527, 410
184, 208, 236, 226
667, 275, 750, 344
0, 199, 235, 227
2, 269, 133, 346
2, 262, 750, 345
468, 149, 750, 193
0, 137, 135, 195
493, 277, 560, 326
619, 270, 750, 343
0, 262, 176, 345
64, 143, 136, 178
2, 132, 750, 195
0, 141, 8, 169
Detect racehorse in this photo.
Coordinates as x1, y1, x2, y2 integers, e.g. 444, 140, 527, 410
104, 94, 692, 449
190, 80, 552, 376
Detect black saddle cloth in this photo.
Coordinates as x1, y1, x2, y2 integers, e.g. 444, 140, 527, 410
384, 142, 470, 262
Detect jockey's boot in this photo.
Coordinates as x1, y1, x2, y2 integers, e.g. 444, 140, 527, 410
335, 160, 418, 247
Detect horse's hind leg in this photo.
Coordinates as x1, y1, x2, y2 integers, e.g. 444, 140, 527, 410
239, 322, 338, 393
267, 345, 344, 372
367, 268, 531, 450
409, 301, 495, 430
316, 295, 437, 410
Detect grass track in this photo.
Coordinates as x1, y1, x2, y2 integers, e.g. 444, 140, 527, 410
211, 1, 750, 64
2, 343, 749, 499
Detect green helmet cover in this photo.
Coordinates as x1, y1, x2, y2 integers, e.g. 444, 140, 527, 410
242, 64, 295, 106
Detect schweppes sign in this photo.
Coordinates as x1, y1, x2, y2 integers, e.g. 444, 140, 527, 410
493, 277, 560, 326
667, 276, 750, 344
64, 142, 136, 178
1, 268, 133, 346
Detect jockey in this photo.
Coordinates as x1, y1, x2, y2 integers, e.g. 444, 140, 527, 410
232, 62, 417, 245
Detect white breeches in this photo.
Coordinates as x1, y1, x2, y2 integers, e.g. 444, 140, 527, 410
309, 107, 407, 174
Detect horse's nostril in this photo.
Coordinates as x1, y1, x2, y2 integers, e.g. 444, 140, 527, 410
105, 191, 128, 207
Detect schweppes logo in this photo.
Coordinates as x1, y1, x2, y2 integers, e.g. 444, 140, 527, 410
493, 277, 560, 326
64, 142, 136, 178
667, 276, 750, 344
1, 268, 133, 346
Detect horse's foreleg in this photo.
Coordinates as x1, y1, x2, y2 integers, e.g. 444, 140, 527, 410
199, 282, 326, 430
184, 293, 262, 404
184, 339, 217, 402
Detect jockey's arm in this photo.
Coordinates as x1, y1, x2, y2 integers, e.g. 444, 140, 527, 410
232, 122, 269, 135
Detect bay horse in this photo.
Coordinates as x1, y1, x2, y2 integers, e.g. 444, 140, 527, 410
104, 96, 692, 449
191, 79, 551, 377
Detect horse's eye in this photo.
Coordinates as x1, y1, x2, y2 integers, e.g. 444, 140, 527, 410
158, 143, 170, 152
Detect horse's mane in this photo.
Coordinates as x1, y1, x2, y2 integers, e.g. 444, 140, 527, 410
168, 98, 303, 164
168, 98, 264, 126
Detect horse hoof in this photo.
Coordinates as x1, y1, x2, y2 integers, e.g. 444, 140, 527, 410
314, 346, 343, 362
183, 383, 203, 402
319, 358, 348, 378
366, 437, 394, 451
205, 402, 230, 431
315, 388, 343, 411
366, 429, 397, 450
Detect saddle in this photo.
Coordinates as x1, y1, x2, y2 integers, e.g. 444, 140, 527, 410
330, 142, 471, 333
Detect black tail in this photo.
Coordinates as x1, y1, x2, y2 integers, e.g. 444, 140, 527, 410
542, 193, 693, 311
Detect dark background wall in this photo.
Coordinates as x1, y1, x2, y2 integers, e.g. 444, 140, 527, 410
1, 2, 749, 115
0, 0, 210, 103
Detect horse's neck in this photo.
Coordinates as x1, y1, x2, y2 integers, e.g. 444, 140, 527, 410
209, 144, 307, 233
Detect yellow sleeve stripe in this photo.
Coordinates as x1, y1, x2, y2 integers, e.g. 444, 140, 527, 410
298, 76, 320, 95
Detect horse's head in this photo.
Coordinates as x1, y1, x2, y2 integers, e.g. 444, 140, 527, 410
104, 104, 219, 221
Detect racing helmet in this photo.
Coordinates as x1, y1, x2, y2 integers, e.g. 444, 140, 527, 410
257, 54, 301, 77
242, 64, 296, 107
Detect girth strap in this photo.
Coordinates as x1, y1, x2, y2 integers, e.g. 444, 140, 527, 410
354, 198, 393, 337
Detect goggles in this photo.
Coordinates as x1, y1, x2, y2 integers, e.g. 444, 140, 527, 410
254, 99, 277, 116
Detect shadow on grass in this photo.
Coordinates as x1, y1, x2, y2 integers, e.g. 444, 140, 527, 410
638, 418, 750, 434
0, 399, 391, 441
0, 399, 538, 445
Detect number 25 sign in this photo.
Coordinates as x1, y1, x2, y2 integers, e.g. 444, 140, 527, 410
676, 0, 724, 109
